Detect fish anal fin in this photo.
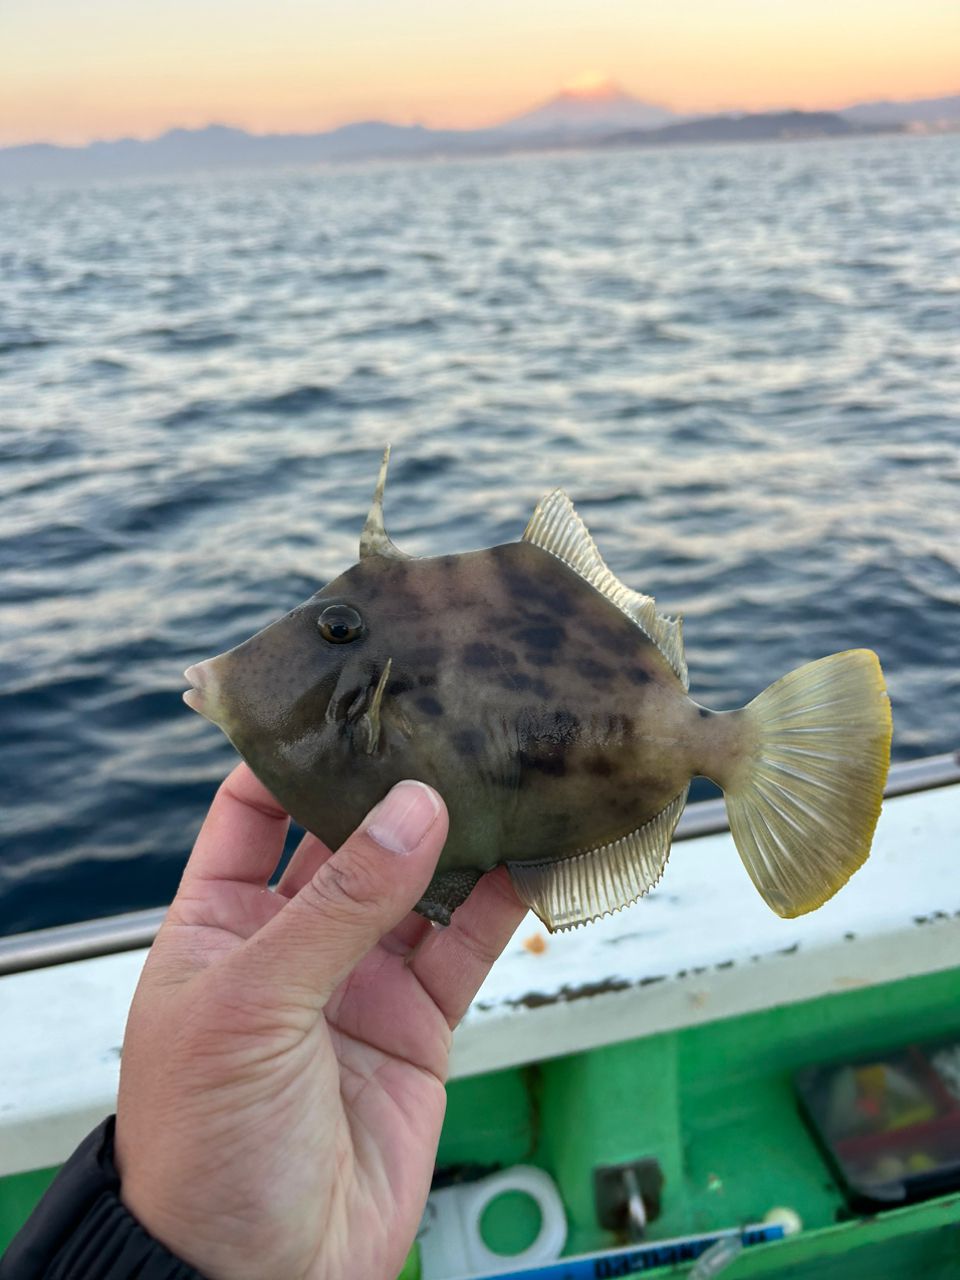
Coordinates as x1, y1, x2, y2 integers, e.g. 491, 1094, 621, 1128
522, 489, 688, 688
508, 786, 689, 932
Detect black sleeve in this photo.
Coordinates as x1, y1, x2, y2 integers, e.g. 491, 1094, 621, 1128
0, 1117, 203, 1279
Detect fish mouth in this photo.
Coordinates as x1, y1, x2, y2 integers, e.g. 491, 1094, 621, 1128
183, 660, 222, 722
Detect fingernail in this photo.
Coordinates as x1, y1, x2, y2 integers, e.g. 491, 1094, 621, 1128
365, 781, 441, 854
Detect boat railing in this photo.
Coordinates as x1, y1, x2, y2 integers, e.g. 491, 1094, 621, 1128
1, 750, 957, 979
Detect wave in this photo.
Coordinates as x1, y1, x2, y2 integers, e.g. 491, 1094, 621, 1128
2, 134, 959, 933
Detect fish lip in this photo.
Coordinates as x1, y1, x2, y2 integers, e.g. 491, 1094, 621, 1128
183, 663, 206, 711
183, 658, 228, 725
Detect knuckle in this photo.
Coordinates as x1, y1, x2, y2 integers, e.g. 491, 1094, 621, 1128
301, 844, 385, 918
451, 917, 500, 969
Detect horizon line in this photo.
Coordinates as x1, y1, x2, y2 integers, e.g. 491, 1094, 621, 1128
5, 84, 958, 153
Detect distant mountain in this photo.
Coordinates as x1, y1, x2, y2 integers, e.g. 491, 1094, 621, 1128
497, 78, 676, 134
839, 92, 960, 127
0, 100, 911, 187
604, 110, 879, 148
0, 121, 491, 184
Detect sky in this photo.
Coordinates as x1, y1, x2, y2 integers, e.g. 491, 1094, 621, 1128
2, 0, 958, 147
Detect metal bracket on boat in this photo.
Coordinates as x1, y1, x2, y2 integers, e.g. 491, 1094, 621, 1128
594, 1158, 664, 1241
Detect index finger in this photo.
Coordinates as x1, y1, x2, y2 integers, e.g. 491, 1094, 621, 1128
179, 763, 290, 893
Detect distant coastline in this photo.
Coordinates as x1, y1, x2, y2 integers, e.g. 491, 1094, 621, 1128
1, 91, 957, 186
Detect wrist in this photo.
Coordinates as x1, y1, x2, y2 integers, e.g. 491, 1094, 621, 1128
0, 1117, 201, 1280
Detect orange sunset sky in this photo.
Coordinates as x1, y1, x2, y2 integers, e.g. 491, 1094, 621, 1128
2, 0, 958, 148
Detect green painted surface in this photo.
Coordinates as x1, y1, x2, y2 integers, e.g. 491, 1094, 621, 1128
535, 1034, 687, 1252
694, 1194, 960, 1279
438, 1066, 534, 1169
397, 1242, 421, 1279
0, 1166, 57, 1254
439, 965, 960, 1273
480, 1189, 542, 1255
3, 966, 959, 1275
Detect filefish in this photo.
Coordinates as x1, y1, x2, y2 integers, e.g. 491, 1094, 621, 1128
183, 450, 892, 931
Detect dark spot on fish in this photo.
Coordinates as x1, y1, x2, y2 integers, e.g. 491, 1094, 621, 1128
463, 641, 517, 669
387, 677, 414, 696
500, 562, 541, 600
518, 748, 566, 778
505, 672, 553, 699
514, 623, 565, 653
504, 572, 567, 617
548, 710, 581, 742
607, 713, 634, 737
453, 728, 485, 756
629, 665, 652, 685
578, 657, 614, 682
609, 619, 655, 655
698, 706, 712, 718
417, 673, 437, 688
594, 623, 635, 654
463, 642, 495, 667
543, 811, 573, 840
585, 753, 615, 778
416, 695, 444, 717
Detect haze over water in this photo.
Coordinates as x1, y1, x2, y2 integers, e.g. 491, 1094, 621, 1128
1, 133, 958, 934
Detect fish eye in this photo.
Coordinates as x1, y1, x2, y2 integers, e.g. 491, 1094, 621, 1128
318, 604, 364, 644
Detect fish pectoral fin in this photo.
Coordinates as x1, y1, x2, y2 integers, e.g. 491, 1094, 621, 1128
507, 786, 689, 932
353, 658, 393, 755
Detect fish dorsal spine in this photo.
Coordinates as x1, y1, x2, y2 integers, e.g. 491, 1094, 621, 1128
359, 446, 412, 562
522, 489, 688, 689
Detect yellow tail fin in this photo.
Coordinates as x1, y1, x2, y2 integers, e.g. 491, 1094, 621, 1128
722, 649, 892, 917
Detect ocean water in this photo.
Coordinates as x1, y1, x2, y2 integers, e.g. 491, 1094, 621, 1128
1, 134, 958, 935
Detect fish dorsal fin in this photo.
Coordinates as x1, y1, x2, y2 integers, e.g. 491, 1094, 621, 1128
522, 489, 688, 688
508, 786, 689, 932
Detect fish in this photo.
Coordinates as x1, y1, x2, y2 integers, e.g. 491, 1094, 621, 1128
183, 448, 893, 932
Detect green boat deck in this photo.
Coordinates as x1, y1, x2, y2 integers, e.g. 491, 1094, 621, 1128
433, 967, 960, 1276
6, 967, 958, 1274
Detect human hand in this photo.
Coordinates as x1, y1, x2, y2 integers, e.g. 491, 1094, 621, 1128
115, 765, 526, 1280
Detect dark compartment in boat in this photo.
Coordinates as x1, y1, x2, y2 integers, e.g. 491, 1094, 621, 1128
796, 1037, 960, 1211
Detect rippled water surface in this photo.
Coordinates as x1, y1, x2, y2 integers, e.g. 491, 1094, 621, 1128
2, 135, 958, 933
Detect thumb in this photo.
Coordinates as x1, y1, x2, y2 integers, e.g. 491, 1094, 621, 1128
238, 781, 448, 1010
